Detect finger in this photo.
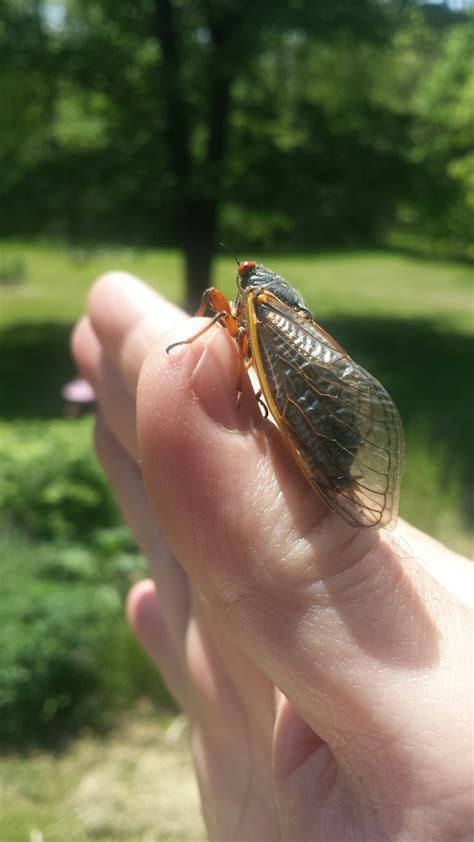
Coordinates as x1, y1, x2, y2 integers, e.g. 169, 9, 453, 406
94, 413, 190, 645
273, 695, 332, 787
136, 317, 468, 760
72, 316, 140, 461
96, 411, 276, 729
127, 580, 186, 707
87, 272, 185, 395
187, 586, 277, 738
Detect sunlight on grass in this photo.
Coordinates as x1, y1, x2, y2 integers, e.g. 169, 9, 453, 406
0, 241, 185, 327
1, 241, 472, 332
0, 707, 205, 842
216, 250, 473, 332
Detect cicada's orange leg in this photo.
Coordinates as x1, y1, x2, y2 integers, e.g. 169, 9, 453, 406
195, 287, 231, 319
166, 287, 237, 354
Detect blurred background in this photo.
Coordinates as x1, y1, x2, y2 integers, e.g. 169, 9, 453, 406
1, 0, 473, 839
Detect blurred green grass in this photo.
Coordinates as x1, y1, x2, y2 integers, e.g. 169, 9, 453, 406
1, 240, 472, 329
0, 705, 205, 842
0, 242, 184, 327
0, 239, 472, 553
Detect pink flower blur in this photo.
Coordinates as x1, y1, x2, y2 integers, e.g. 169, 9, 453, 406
62, 378, 96, 403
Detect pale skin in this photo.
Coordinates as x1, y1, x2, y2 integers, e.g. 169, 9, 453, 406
72, 271, 473, 842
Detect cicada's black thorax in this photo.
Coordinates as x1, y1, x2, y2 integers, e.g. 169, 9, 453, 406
237, 262, 312, 319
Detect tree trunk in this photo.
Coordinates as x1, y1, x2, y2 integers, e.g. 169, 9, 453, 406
183, 78, 233, 309
153, 0, 236, 310
182, 197, 218, 313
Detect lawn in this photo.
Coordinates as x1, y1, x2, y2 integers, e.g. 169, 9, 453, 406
0, 705, 206, 842
0, 240, 472, 840
1, 240, 472, 330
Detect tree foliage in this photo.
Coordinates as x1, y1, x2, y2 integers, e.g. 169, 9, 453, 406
0, 0, 472, 303
410, 16, 474, 246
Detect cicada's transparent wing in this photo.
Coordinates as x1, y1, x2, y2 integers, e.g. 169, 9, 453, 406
247, 293, 404, 530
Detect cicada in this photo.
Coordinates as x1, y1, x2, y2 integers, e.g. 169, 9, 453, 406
167, 260, 404, 530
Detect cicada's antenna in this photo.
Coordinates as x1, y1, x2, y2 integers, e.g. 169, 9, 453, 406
218, 242, 239, 265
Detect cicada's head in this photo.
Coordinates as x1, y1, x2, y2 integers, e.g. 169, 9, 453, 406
237, 260, 291, 292
236, 260, 257, 289
237, 260, 312, 317
237, 260, 283, 292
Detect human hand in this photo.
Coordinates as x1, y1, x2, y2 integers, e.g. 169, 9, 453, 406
72, 271, 473, 841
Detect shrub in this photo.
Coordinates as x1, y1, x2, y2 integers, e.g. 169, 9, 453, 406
0, 536, 118, 746
0, 532, 174, 748
0, 420, 175, 747
0, 419, 120, 540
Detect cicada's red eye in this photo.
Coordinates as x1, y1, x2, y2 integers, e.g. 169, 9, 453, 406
238, 260, 256, 275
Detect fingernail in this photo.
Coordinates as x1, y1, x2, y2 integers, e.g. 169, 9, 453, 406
191, 329, 260, 431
